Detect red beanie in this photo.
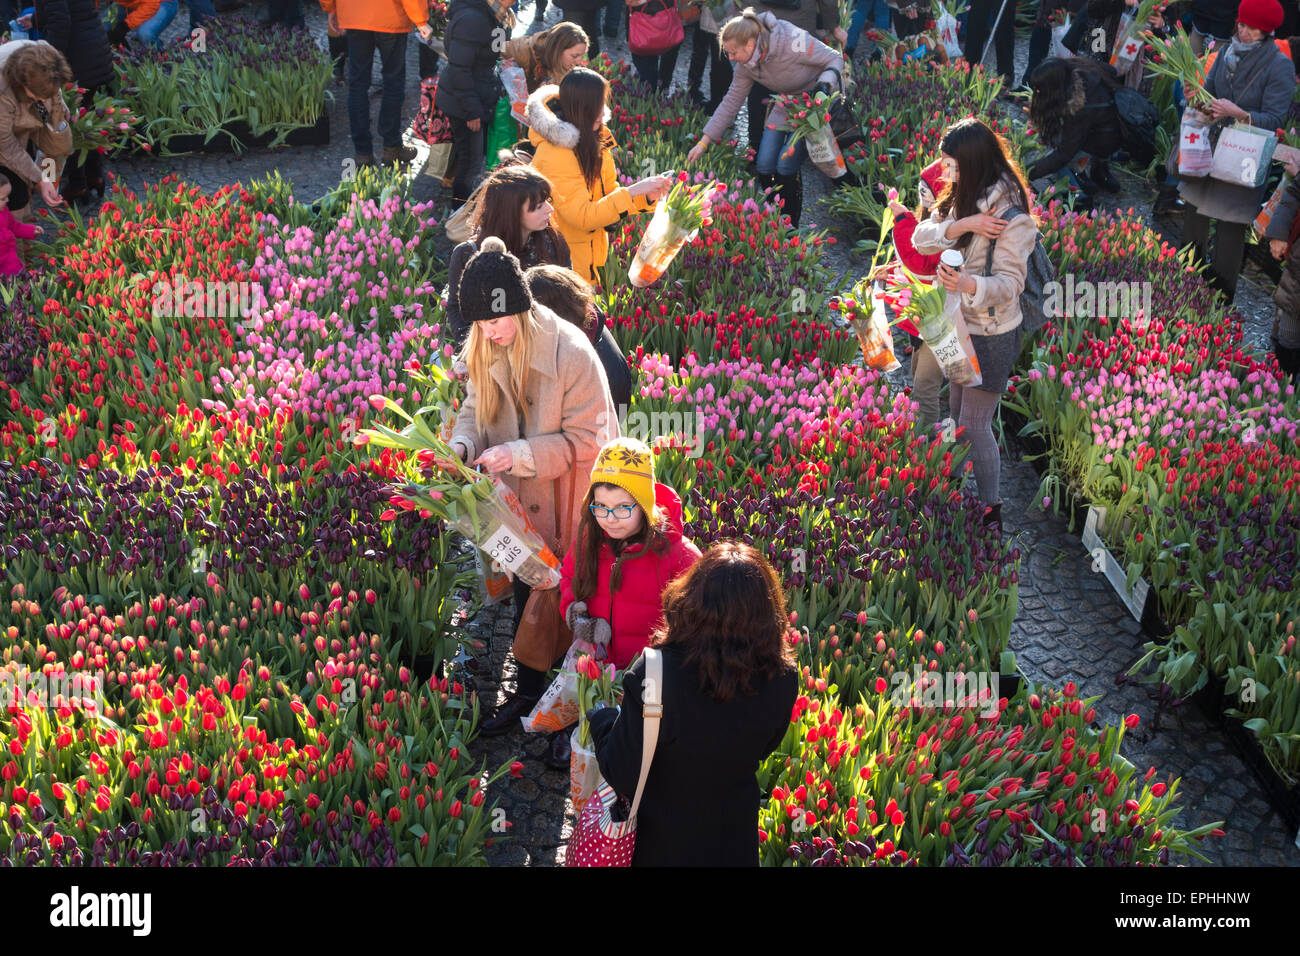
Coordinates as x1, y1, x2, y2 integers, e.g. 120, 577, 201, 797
1238, 0, 1284, 33
917, 159, 947, 209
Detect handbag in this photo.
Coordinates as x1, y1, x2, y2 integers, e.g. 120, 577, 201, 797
565, 648, 663, 867
823, 69, 864, 152
511, 585, 574, 672
629, 0, 684, 56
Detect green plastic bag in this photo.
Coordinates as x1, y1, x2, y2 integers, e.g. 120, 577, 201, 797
486, 98, 516, 171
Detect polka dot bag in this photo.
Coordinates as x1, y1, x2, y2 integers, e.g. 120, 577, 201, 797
565, 648, 663, 867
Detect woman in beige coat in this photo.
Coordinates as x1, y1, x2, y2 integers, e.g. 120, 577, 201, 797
445, 237, 618, 733
0, 40, 72, 217
910, 118, 1036, 533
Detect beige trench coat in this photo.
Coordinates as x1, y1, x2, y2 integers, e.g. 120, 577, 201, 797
450, 303, 618, 560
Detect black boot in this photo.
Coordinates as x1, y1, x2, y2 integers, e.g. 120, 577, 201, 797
328, 33, 347, 83
84, 151, 106, 197
1092, 159, 1119, 193
774, 172, 803, 227
1274, 339, 1300, 381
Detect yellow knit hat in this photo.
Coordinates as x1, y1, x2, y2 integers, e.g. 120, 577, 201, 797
589, 437, 656, 526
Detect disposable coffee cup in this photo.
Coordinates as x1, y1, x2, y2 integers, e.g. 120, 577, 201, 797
940, 250, 964, 270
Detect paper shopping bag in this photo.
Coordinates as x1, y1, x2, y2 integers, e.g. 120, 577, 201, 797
1210, 122, 1277, 188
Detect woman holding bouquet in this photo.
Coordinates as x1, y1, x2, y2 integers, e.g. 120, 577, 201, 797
537, 436, 701, 766
1177, 0, 1296, 303
586, 542, 797, 866
910, 117, 1036, 532
527, 67, 672, 287
685, 8, 845, 226
444, 237, 619, 735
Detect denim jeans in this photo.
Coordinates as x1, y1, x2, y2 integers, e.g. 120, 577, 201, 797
182, 0, 215, 29
600, 0, 622, 37
755, 125, 805, 176
632, 46, 680, 92
347, 29, 408, 156
847, 0, 891, 52
134, 0, 178, 47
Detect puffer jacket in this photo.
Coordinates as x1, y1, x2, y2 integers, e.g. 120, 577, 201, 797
702, 12, 843, 144
435, 0, 503, 123
0, 41, 73, 190
32, 0, 114, 90
527, 84, 655, 286
911, 175, 1036, 336
318, 0, 430, 33
1178, 39, 1297, 224
1027, 64, 1124, 180
449, 303, 618, 559
559, 483, 702, 670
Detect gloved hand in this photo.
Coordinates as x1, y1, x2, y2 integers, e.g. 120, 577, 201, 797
565, 600, 588, 632
591, 617, 611, 648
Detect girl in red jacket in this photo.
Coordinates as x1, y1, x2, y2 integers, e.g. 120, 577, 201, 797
885, 158, 946, 435
561, 436, 702, 671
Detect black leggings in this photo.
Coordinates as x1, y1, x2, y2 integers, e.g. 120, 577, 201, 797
1182, 208, 1248, 304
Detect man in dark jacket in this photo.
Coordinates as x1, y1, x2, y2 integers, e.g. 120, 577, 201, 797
32, 0, 114, 200
437, 0, 508, 204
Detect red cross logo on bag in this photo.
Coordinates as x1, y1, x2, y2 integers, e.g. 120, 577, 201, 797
1186, 131, 1200, 144
1122, 39, 1139, 56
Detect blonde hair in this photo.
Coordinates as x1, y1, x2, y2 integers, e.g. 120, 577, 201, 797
460, 308, 538, 435
719, 8, 768, 52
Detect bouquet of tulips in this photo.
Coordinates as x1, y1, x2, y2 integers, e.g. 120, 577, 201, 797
628, 174, 722, 288
882, 264, 982, 386
832, 276, 901, 372
360, 389, 563, 589
63, 86, 151, 164
570, 654, 623, 814
1141, 25, 1211, 108
777, 90, 847, 179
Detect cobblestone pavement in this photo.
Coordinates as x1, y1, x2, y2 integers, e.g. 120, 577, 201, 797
62, 7, 1298, 865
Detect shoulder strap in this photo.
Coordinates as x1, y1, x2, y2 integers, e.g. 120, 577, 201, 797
984, 206, 1032, 316
629, 648, 663, 819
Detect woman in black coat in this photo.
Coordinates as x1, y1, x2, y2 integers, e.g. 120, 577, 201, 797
437, 0, 510, 205
588, 542, 797, 867
32, 0, 113, 200
1026, 57, 1126, 192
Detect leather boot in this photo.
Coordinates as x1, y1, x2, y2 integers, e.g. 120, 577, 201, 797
774, 172, 803, 227
1092, 159, 1120, 193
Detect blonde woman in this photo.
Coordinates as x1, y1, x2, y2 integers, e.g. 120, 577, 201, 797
685, 8, 843, 226
443, 237, 619, 733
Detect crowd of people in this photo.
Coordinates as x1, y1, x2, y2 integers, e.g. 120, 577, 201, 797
3, 0, 1300, 866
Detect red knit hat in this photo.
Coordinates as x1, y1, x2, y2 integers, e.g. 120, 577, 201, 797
917, 159, 947, 210
1238, 0, 1284, 33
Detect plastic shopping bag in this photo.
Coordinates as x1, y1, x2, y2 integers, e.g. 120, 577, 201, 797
446, 477, 563, 589
628, 198, 697, 287
523, 661, 580, 733
570, 726, 602, 815
501, 63, 531, 127
924, 292, 983, 387
1049, 16, 1071, 60
485, 98, 516, 171
1210, 122, 1277, 188
474, 547, 513, 605
1177, 110, 1213, 178
937, 10, 963, 59
855, 284, 901, 372
1255, 174, 1290, 238
803, 124, 848, 180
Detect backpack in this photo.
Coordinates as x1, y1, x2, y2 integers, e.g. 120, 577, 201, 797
1112, 86, 1159, 165
985, 205, 1056, 335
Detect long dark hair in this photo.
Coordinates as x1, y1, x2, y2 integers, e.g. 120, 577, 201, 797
472, 164, 565, 262
652, 542, 796, 703
558, 67, 609, 190
572, 483, 669, 602
935, 118, 1033, 249
526, 264, 601, 337
1028, 56, 1122, 148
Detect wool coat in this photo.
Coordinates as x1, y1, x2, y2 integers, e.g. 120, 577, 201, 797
449, 303, 618, 559
527, 85, 655, 287
911, 176, 1036, 336
588, 644, 797, 866
1178, 39, 1297, 224
0, 41, 73, 191
559, 483, 702, 669
701, 12, 843, 145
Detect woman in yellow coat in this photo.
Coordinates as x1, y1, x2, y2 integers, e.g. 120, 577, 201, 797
526, 68, 671, 288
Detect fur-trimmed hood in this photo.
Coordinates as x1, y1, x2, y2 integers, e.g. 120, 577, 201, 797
525, 84, 613, 150
1065, 68, 1087, 115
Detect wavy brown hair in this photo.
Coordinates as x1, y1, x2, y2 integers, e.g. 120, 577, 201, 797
3, 43, 72, 100
525, 264, 599, 337
934, 118, 1033, 251
571, 482, 669, 602
652, 542, 796, 703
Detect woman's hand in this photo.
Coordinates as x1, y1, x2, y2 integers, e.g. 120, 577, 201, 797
1271, 238, 1289, 260
687, 138, 710, 164
429, 443, 468, 472
832, 26, 848, 44
956, 213, 1007, 239
31, 226, 43, 236
38, 180, 63, 208
888, 199, 908, 217
937, 262, 976, 295
1207, 98, 1248, 123
629, 175, 671, 199
467, 117, 482, 131
474, 444, 514, 474
418, 23, 434, 43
